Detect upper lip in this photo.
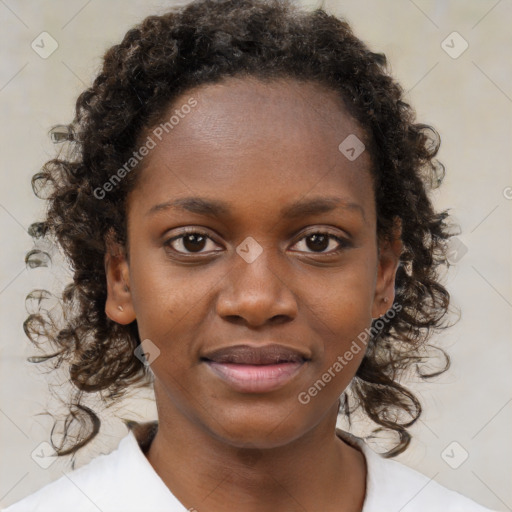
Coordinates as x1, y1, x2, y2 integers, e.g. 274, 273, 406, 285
202, 344, 309, 365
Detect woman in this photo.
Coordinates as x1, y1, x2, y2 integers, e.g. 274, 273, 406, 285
5, 0, 497, 510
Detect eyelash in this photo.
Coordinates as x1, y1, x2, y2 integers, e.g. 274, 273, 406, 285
164, 228, 350, 256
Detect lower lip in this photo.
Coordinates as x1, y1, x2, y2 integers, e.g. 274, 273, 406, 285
206, 361, 305, 393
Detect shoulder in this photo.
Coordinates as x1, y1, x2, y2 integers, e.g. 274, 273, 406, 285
346, 434, 497, 512
2, 423, 180, 512
3, 435, 133, 512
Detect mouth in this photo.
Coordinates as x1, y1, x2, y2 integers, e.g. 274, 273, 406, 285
201, 344, 310, 393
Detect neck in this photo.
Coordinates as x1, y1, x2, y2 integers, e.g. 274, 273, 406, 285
144, 389, 366, 512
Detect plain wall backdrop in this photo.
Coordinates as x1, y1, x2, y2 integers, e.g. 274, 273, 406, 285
0, 0, 511, 510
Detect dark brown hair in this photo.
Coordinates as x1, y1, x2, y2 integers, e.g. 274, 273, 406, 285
25, 0, 457, 458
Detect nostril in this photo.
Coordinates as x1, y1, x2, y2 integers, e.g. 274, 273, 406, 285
268, 314, 292, 326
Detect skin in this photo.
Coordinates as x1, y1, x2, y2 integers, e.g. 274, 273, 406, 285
105, 77, 402, 512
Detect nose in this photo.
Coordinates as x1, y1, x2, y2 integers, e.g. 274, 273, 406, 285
216, 247, 298, 328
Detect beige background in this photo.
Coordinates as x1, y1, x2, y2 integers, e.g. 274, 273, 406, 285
1, 0, 511, 510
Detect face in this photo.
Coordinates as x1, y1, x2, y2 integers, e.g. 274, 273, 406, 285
105, 77, 402, 449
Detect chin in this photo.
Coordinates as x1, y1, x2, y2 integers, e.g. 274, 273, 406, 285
198, 405, 317, 450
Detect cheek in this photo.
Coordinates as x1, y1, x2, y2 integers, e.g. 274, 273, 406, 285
128, 256, 213, 350
298, 262, 375, 390
302, 261, 375, 337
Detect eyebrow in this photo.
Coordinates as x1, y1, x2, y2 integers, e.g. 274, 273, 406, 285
281, 196, 365, 221
146, 196, 365, 221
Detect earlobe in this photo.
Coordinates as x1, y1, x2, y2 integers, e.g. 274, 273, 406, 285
372, 296, 390, 321
104, 242, 136, 325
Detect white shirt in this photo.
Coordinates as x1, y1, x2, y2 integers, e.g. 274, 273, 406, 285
3, 423, 496, 512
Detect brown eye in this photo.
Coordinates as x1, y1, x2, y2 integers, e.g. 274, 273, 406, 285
305, 233, 329, 252
291, 232, 349, 254
165, 231, 220, 254
182, 233, 207, 252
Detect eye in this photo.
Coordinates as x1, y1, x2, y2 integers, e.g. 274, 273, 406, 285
165, 230, 222, 254
291, 231, 349, 254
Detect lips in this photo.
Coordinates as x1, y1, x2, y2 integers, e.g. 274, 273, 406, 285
202, 344, 309, 393
203, 344, 307, 365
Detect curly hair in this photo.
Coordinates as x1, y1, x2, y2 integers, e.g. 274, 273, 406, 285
25, 0, 457, 458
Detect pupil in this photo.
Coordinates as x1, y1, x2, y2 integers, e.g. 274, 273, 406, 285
307, 234, 328, 252
183, 234, 206, 252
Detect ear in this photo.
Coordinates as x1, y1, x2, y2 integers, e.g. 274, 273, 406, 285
104, 231, 136, 325
371, 217, 403, 320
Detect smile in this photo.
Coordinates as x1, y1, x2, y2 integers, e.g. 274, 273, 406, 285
202, 344, 309, 393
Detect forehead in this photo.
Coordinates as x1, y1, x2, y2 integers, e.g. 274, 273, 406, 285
129, 77, 375, 225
